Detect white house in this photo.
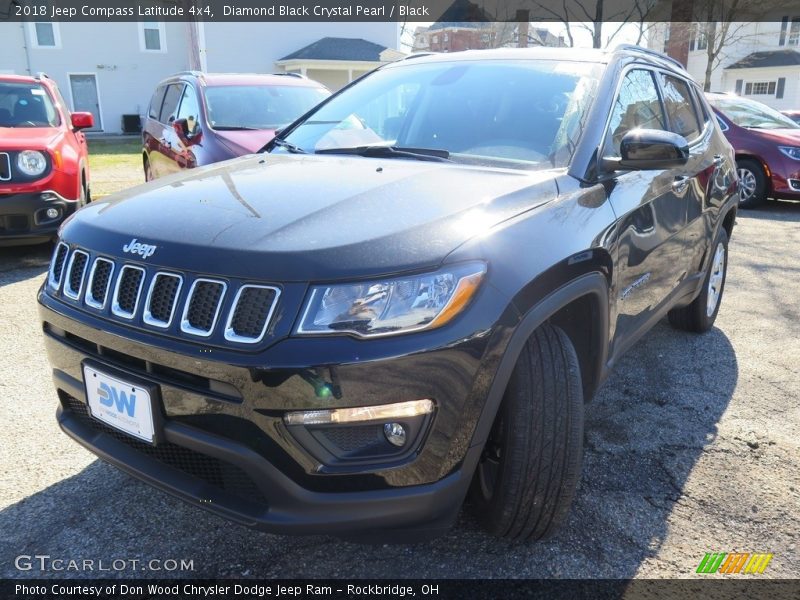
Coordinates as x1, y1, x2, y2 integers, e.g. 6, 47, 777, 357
0, 21, 401, 133
648, 16, 800, 111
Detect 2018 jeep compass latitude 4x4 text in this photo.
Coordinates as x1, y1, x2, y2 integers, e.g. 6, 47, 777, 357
39, 47, 738, 542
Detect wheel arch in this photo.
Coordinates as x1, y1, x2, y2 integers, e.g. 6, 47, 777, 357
469, 271, 610, 450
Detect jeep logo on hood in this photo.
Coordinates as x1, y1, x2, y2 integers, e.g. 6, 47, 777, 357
122, 238, 157, 259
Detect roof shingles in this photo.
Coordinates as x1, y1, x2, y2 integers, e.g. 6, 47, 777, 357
726, 49, 800, 69
279, 37, 389, 62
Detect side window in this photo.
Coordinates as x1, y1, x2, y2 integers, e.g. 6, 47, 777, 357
660, 74, 702, 141
176, 85, 199, 122
158, 84, 183, 123
148, 86, 167, 120
606, 69, 666, 155
176, 85, 201, 136
715, 115, 729, 132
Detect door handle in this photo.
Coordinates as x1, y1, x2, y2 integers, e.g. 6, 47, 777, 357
672, 176, 690, 194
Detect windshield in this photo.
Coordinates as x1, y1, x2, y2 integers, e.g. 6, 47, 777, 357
710, 97, 800, 130
204, 85, 330, 130
275, 60, 601, 169
0, 82, 60, 128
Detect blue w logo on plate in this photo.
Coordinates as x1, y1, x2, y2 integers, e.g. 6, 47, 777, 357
97, 382, 136, 417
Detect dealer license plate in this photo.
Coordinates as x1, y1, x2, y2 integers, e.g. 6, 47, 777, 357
83, 364, 155, 443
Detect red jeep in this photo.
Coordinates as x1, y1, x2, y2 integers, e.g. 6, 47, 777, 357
0, 73, 94, 246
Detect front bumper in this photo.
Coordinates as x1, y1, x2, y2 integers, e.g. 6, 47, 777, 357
39, 283, 510, 539
0, 191, 77, 245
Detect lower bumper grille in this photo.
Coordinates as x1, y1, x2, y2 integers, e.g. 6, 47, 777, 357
60, 393, 267, 507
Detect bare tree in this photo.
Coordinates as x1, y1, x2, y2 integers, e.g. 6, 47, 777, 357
692, 0, 757, 91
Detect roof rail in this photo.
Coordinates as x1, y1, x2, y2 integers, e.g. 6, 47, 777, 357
272, 72, 306, 78
614, 44, 685, 70
173, 70, 204, 77
401, 52, 437, 61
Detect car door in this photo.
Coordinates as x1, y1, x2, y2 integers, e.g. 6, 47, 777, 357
143, 85, 167, 179
602, 67, 689, 353
173, 83, 202, 170
152, 83, 184, 178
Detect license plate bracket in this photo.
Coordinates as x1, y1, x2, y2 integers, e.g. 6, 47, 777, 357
82, 360, 163, 445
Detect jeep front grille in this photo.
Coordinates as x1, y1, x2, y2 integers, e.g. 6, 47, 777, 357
64, 250, 89, 300
47, 245, 280, 344
85, 258, 114, 309
144, 273, 182, 328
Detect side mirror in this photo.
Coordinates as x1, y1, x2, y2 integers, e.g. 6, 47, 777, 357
603, 129, 689, 171
70, 112, 94, 130
173, 118, 202, 145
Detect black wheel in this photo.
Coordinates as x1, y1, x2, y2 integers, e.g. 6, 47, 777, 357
668, 228, 729, 333
736, 158, 767, 209
144, 157, 153, 182
470, 323, 584, 541
79, 174, 89, 206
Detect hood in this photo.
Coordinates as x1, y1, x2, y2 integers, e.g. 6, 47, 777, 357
0, 126, 62, 151
62, 154, 559, 282
751, 128, 800, 145
215, 129, 276, 155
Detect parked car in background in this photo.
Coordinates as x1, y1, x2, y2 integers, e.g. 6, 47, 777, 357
142, 72, 329, 180
781, 110, 800, 125
707, 93, 800, 208
0, 73, 94, 246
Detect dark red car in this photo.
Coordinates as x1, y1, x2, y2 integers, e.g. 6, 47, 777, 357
142, 72, 329, 180
706, 93, 800, 208
0, 74, 94, 245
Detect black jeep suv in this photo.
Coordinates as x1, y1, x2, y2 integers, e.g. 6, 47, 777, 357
39, 46, 738, 542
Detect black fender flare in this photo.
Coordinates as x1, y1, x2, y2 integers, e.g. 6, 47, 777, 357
468, 272, 610, 451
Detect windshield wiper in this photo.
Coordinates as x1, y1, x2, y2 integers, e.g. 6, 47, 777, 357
271, 138, 307, 154
214, 125, 259, 131
315, 145, 450, 162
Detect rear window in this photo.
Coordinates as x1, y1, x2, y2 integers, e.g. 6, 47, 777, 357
0, 81, 60, 127
204, 85, 330, 130
159, 84, 184, 123
660, 74, 702, 141
149, 86, 167, 119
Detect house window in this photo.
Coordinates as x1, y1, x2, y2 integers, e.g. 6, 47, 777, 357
790, 18, 800, 46
30, 22, 61, 48
690, 24, 708, 51
432, 35, 438, 44
139, 21, 166, 52
745, 81, 777, 95
443, 33, 449, 42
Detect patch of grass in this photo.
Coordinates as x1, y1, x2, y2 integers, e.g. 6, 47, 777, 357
87, 138, 143, 199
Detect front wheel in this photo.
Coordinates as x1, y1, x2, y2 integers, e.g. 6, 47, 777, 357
668, 228, 729, 333
736, 159, 767, 209
469, 323, 584, 542
144, 157, 154, 182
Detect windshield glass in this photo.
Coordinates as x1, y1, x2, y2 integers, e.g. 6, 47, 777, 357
0, 82, 60, 127
275, 60, 602, 169
710, 97, 800, 130
204, 85, 330, 130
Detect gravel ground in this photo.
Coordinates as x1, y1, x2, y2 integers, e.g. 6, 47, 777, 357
1, 203, 798, 580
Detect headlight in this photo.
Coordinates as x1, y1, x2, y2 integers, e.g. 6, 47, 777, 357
778, 146, 800, 161
16, 150, 48, 177
296, 262, 486, 338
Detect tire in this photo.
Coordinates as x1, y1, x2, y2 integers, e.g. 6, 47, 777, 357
668, 228, 729, 333
144, 157, 153, 182
736, 158, 767, 209
469, 323, 584, 542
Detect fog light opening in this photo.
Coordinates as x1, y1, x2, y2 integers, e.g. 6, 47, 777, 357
384, 422, 407, 447
285, 398, 433, 426
46, 207, 60, 220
